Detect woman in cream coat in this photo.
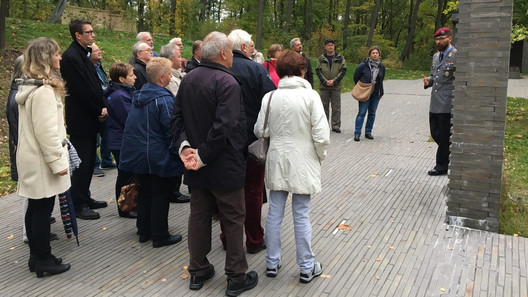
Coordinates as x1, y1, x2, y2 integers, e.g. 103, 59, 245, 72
254, 50, 330, 284
16, 38, 71, 277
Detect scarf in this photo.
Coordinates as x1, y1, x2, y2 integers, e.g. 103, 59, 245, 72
368, 58, 380, 85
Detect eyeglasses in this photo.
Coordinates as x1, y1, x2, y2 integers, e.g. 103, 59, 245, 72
83, 30, 94, 35
140, 48, 153, 52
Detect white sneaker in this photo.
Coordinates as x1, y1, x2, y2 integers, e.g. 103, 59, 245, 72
266, 259, 282, 277
299, 261, 322, 283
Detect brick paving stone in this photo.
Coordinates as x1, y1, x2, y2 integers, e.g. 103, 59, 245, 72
1, 80, 527, 296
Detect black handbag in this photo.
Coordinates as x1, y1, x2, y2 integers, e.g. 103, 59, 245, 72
248, 91, 275, 165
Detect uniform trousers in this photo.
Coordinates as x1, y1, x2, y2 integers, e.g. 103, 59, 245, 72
429, 112, 452, 172
188, 187, 247, 283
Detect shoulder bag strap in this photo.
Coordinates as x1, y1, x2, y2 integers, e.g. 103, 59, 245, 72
263, 91, 275, 130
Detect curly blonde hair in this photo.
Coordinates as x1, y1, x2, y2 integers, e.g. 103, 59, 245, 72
22, 37, 65, 95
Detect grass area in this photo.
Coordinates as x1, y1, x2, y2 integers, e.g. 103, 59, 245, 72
500, 97, 528, 236
0, 18, 527, 236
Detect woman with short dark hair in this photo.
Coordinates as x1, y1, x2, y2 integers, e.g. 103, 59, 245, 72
262, 44, 284, 87
254, 50, 330, 283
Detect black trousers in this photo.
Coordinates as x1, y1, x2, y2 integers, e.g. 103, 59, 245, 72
136, 174, 175, 242
111, 150, 133, 214
429, 112, 452, 172
69, 135, 97, 211
26, 197, 55, 260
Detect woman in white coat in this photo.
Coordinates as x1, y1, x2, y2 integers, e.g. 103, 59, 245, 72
16, 38, 71, 277
254, 50, 330, 284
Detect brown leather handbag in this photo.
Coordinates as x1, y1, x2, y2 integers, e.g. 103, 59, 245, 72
117, 182, 138, 212
351, 81, 373, 101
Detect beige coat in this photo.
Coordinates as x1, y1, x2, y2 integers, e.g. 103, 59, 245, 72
16, 83, 70, 199
167, 68, 185, 97
254, 76, 330, 195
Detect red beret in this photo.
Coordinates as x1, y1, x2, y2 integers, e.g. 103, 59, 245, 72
434, 27, 451, 37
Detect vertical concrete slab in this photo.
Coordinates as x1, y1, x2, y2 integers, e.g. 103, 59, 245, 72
447, 0, 513, 232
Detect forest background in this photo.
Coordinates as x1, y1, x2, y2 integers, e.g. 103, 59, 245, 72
0, 0, 527, 235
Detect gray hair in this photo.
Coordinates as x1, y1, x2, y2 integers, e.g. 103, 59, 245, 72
133, 42, 149, 57
170, 37, 182, 44
160, 43, 179, 59
228, 29, 252, 51
136, 32, 151, 42
11, 55, 24, 82
201, 31, 230, 61
290, 37, 300, 48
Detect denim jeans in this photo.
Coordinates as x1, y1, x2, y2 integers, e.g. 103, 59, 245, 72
265, 190, 315, 274
354, 92, 380, 136
94, 121, 113, 168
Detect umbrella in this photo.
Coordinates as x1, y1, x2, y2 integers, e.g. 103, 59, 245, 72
58, 190, 79, 246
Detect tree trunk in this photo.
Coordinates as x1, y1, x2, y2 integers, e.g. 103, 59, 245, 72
342, 0, 351, 50
328, 0, 333, 26
0, 0, 7, 50
366, 0, 382, 48
199, 0, 206, 21
138, 0, 145, 32
256, 0, 264, 48
435, 0, 443, 29
169, 0, 176, 35
47, 0, 67, 23
304, 0, 312, 41
400, 0, 423, 62
285, 0, 292, 33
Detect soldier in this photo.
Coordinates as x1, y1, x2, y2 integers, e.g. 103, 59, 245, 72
421, 27, 457, 176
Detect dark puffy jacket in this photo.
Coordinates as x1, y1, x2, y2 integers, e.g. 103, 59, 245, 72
104, 82, 135, 151
119, 83, 183, 177
230, 50, 276, 145
172, 61, 247, 191
353, 58, 385, 98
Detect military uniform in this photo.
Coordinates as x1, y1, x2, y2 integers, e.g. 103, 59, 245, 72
424, 45, 456, 173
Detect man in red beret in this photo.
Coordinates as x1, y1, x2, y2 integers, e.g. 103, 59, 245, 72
421, 27, 456, 176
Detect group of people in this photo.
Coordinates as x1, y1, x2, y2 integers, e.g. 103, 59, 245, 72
7, 16, 455, 296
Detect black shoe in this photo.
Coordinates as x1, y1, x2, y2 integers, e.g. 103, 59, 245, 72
101, 162, 117, 169
88, 199, 108, 209
49, 233, 58, 241
29, 255, 62, 272
119, 211, 138, 219
226, 271, 258, 297
49, 217, 56, 224
76, 207, 100, 220
428, 168, 447, 176
169, 194, 191, 203
247, 244, 266, 254
189, 267, 215, 290
152, 234, 182, 248
35, 259, 70, 278
365, 133, 374, 140
332, 128, 341, 133
139, 234, 151, 243
354, 135, 360, 141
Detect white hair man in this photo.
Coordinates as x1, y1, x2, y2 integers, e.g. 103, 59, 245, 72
130, 42, 153, 89
224, 29, 276, 256
170, 37, 188, 70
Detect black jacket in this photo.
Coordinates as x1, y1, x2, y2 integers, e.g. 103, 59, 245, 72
6, 80, 19, 181
184, 57, 200, 73
131, 58, 148, 90
60, 41, 105, 137
353, 59, 385, 98
172, 61, 247, 191
230, 50, 276, 145
301, 52, 314, 87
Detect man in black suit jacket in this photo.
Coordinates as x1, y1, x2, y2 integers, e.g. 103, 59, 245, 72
60, 19, 108, 219
171, 31, 258, 296
290, 37, 314, 87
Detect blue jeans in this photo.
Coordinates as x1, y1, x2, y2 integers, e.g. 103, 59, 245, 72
265, 190, 315, 274
94, 121, 113, 168
354, 92, 380, 136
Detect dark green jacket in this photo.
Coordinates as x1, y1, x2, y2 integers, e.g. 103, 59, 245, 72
316, 52, 347, 89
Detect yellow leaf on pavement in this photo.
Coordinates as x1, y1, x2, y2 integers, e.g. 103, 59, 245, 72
338, 224, 352, 231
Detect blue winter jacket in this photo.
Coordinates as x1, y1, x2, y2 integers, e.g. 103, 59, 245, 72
104, 82, 135, 151
119, 83, 183, 177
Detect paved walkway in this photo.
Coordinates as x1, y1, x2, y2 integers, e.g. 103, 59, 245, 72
1, 80, 527, 296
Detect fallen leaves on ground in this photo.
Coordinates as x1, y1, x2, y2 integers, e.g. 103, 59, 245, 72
337, 224, 352, 231
180, 272, 189, 279
321, 274, 331, 278
7, 234, 14, 239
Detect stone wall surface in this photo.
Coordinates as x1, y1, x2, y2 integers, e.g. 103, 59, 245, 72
61, 6, 135, 33
447, 0, 513, 232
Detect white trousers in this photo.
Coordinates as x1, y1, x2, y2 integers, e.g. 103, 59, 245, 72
265, 190, 315, 274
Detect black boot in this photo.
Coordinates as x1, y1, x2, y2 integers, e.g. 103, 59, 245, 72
28, 255, 63, 272
35, 258, 70, 278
